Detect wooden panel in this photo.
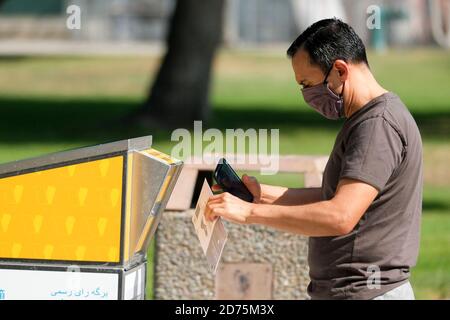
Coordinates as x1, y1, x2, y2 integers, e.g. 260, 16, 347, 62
166, 167, 198, 210
304, 171, 323, 187
184, 154, 328, 173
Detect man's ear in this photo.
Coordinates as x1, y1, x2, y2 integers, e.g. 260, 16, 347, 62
333, 59, 349, 81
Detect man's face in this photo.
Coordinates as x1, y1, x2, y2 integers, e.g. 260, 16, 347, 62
291, 48, 342, 93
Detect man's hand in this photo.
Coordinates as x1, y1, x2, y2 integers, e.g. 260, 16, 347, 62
211, 174, 262, 203
205, 191, 256, 224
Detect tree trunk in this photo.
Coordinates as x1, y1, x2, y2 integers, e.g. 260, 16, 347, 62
140, 0, 225, 128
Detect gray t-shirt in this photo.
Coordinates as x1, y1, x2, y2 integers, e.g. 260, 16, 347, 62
307, 92, 423, 300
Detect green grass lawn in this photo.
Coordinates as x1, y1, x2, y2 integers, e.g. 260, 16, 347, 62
0, 48, 448, 299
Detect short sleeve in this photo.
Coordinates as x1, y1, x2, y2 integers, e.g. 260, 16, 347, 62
340, 117, 404, 191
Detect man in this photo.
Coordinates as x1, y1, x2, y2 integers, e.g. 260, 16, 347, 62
205, 18, 423, 300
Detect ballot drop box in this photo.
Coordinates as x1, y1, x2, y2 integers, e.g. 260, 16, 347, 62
0, 136, 183, 300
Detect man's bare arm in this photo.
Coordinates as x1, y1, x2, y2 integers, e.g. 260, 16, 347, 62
213, 175, 323, 206
249, 179, 378, 236
259, 184, 323, 206
207, 179, 379, 237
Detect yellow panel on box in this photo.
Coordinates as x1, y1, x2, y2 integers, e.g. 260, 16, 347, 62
0, 136, 183, 266
0, 156, 123, 263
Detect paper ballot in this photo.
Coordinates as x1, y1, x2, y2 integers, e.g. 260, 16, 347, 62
192, 179, 228, 273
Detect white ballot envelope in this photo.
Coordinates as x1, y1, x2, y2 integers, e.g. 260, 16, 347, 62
192, 179, 228, 273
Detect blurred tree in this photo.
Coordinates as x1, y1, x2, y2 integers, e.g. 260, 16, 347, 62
138, 0, 225, 128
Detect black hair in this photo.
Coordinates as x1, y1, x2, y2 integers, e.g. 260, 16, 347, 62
287, 18, 369, 73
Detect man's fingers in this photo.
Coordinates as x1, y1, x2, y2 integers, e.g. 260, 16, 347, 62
206, 198, 223, 207
209, 192, 233, 201
242, 174, 260, 199
242, 174, 256, 186
210, 207, 227, 221
205, 203, 223, 221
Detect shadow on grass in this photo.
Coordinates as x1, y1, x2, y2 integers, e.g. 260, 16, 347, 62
0, 55, 31, 63
422, 199, 450, 213
0, 97, 448, 144
0, 97, 148, 144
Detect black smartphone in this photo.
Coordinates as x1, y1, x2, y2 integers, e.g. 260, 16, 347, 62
213, 158, 254, 203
